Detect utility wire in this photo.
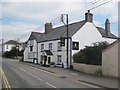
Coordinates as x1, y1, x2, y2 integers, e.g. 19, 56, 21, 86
88, 0, 114, 11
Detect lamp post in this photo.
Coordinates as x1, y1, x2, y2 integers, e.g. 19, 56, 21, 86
61, 14, 69, 68
16, 45, 19, 59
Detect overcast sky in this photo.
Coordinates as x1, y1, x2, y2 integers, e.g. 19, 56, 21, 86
0, 0, 119, 43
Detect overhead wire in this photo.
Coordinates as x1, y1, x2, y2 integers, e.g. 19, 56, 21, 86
88, 0, 114, 11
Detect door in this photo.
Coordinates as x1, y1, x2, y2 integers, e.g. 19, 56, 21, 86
48, 57, 51, 64
44, 55, 47, 66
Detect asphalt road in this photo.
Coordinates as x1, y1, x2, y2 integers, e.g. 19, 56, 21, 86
2, 58, 93, 89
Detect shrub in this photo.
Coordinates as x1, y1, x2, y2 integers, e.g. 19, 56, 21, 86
73, 41, 109, 65
49, 62, 55, 65
3, 47, 24, 58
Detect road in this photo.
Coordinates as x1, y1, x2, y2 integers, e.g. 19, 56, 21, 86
1, 58, 95, 89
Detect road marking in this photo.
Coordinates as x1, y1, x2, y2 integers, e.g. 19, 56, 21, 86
28, 65, 60, 77
19, 67, 42, 81
70, 73, 78, 75
0, 67, 11, 89
46, 82, 57, 88
66, 78, 100, 88
22, 63, 105, 88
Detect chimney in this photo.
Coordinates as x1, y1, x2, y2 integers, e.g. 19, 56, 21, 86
105, 19, 110, 36
85, 10, 93, 22
45, 23, 52, 34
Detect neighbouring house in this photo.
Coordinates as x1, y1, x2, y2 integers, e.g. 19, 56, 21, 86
102, 38, 120, 78
0, 40, 22, 55
24, 11, 118, 68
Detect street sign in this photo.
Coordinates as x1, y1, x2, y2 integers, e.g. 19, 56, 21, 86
72, 42, 79, 50
60, 37, 65, 46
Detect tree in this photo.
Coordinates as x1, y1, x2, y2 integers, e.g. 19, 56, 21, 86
3, 46, 24, 59
73, 41, 109, 65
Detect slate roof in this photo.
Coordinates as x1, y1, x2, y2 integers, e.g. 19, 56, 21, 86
44, 50, 53, 55
28, 20, 118, 43
4, 40, 21, 45
97, 27, 118, 39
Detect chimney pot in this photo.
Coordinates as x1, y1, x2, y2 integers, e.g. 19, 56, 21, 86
85, 11, 93, 22
45, 23, 52, 34
105, 19, 110, 36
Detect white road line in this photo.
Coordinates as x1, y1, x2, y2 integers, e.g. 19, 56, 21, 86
70, 73, 78, 75
46, 82, 57, 88
19, 67, 42, 81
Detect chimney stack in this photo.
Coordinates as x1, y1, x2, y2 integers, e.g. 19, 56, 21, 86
105, 19, 110, 36
85, 10, 93, 22
45, 23, 52, 34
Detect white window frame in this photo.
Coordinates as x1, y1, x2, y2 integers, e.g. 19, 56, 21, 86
57, 55, 62, 64
41, 44, 44, 52
49, 43, 52, 50
58, 42, 62, 51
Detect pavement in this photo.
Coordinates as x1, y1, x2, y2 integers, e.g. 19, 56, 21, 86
1, 57, 119, 89
21, 61, 119, 89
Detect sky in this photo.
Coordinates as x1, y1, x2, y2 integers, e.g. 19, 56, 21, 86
0, 0, 119, 43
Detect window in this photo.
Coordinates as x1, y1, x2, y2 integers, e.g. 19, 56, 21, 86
58, 42, 62, 51
6, 45, 8, 49
57, 55, 61, 64
49, 43, 52, 50
41, 44, 44, 52
30, 46, 33, 51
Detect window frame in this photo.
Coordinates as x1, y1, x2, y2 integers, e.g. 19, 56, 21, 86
58, 42, 62, 51
49, 43, 52, 50
41, 44, 44, 52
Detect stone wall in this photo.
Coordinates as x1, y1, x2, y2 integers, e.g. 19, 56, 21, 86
73, 63, 102, 75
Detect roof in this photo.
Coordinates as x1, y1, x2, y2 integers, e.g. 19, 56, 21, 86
4, 40, 21, 45
44, 50, 53, 55
28, 20, 118, 43
97, 27, 118, 39
102, 38, 120, 53
29, 20, 86, 42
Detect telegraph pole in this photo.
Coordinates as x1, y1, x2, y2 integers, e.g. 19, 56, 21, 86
66, 14, 69, 68
2, 38, 3, 57
61, 14, 69, 68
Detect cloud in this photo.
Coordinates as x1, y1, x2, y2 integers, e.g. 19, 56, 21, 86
2, 22, 43, 41
1, 0, 119, 42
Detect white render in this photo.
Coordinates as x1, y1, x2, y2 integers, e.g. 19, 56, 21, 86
24, 40, 37, 62
72, 22, 116, 55
23, 21, 117, 67
0, 43, 22, 55
38, 39, 71, 66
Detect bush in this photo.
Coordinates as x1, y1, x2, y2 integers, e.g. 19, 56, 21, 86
73, 41, 109, 65
49, 62, 55, 65
3, 47, 24, 59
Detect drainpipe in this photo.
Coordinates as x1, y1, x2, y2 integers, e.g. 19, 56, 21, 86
36, 42, 38, 64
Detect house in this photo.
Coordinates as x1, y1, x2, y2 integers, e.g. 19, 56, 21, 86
24, 11, 118, 68
102, 38, 120, 78
0, 40, 22, 55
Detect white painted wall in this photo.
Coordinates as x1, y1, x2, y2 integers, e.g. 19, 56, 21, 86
38, 39, 71, 67
24, 40, 37, 62
4, 44, 15, 52
72, 22, 116, 56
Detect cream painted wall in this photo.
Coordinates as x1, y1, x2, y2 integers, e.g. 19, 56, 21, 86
102, 41, 119, 77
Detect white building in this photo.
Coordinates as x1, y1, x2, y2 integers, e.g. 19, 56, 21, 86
24, 11, 118, 68
0, 40, 22, 55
